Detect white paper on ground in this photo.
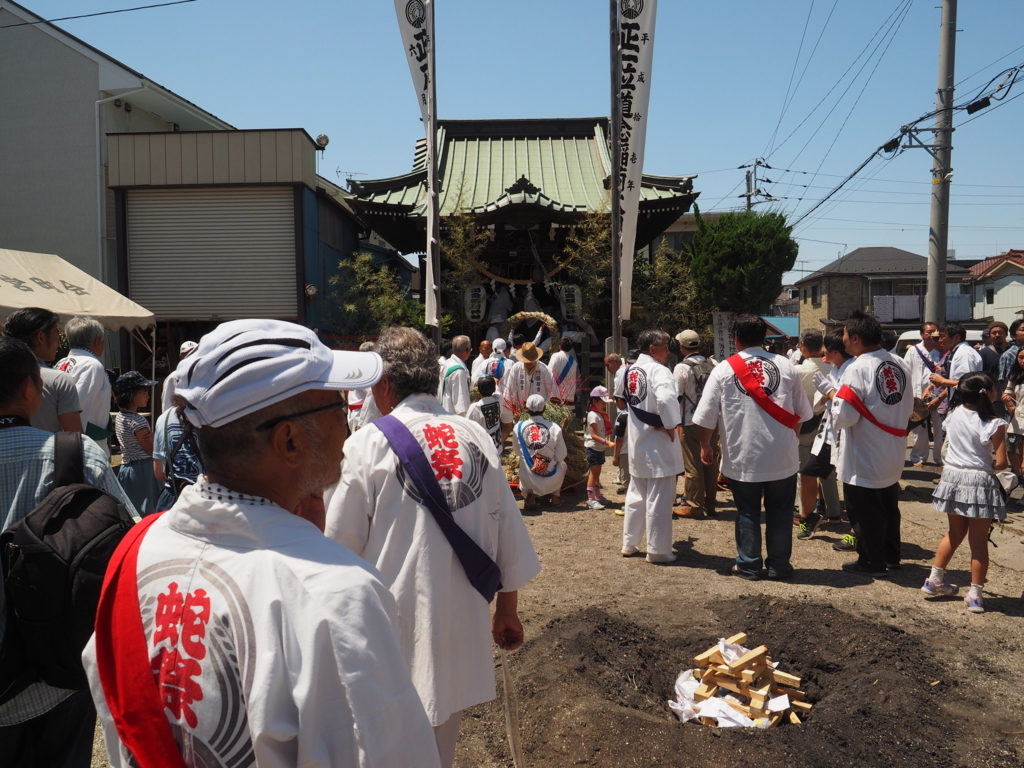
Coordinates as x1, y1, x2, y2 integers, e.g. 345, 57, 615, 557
717, 638, 750, 664
767, 694, 790, 712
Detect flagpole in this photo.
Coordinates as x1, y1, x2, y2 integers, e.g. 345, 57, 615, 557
427, 0, 442, 349
609, 0, 622, 356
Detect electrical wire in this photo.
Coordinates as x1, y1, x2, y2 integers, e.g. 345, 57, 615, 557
763, 0, 816, 157
0, 0, 197, 29
957, 89, 1024, 129
955, 43, 1024, 88
764, 0, 914, 162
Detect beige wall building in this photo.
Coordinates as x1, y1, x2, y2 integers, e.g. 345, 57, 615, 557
0, 0, 231, 286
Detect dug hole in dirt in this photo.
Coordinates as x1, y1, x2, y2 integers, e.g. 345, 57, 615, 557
458, 596, 1019, 768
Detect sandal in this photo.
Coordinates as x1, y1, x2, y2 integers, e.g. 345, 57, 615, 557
549, 495, 563, 508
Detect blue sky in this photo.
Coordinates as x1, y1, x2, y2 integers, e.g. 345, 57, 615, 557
28, 0, 1024, 282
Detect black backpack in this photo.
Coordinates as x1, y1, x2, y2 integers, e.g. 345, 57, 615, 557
0, 432, 135, 705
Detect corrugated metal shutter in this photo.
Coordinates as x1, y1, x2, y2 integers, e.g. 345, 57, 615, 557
127, 187, 297, 320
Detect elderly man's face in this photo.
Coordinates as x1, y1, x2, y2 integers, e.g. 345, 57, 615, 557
479, 340, 492, 358
604, 356, 621, 374
297, 391, 348, 492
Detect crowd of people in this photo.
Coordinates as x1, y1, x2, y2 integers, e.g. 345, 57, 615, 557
0, 304, 1013, 767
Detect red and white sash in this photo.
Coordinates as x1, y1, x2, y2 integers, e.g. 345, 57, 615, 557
727, 354, 801, 429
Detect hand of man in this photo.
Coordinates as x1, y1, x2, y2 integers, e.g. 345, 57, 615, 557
491, 612, 525, 651
928, 372, 944, 385
612, 455, 620, 467
700, 442, 714, 465
659, 427, 676, 443
926, 397, 942, 412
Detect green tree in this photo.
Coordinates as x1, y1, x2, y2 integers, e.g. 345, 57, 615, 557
327, 252, 434, 338
687, 207, 798, 314
632, 239, 712, 341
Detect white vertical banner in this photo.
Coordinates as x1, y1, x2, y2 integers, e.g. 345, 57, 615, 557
395, 0, 439, 326
615, 0, 657, 321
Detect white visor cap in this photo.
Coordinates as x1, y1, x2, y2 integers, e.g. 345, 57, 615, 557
525, 394, 547, 413
175, 319, 382, 428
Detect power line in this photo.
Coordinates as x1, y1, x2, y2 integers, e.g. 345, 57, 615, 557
763, 0, 816, 157
957, 89, 1024, 128
765, 0, 915, 161
0, 0, 197, 29
955, 42, 1024, 88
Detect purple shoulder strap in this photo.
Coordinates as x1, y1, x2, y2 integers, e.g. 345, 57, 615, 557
374, 415, 503, 603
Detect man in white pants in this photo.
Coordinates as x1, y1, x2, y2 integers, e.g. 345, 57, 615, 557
621, 329, 683, 564
905, 322, 944, 465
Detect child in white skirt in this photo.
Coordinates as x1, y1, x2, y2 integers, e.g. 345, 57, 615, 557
923, 372, 1007, 613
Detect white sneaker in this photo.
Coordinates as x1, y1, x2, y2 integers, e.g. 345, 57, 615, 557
586, 500, 606, 510
646, 552, 677, 564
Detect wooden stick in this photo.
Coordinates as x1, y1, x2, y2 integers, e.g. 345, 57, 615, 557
728, 645, 769, 672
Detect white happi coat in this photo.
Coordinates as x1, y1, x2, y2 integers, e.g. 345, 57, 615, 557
904, 342, 941, 398
623, 353, 684, 478
512, 414, 567, 497
83, 479, 439, 768
348, 387, 381, 431
55, 348, 112, 453
482, 352, 510, 395
436, 355, 470, 416
692, 348, 812, 483
504, 361, 553, 412
832, 348, 914, 488
548, 350, 579, 402
324, 394, 541, 726
470, 353, 490, 382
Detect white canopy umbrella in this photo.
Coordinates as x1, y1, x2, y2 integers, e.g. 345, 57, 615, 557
0, 248, 158, 389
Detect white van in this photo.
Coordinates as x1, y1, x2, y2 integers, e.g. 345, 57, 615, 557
894, 328, 983, 358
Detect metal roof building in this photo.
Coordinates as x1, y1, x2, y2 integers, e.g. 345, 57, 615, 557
349, 117, 698, 256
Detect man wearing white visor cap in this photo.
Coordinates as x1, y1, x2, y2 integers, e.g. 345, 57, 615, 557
160, 339, 200, 413
325, 326, 540, 768
83, 319, 441, 768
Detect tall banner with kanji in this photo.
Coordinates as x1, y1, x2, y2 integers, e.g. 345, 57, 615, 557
614, 0, 657, 321
395, 0, 439, 326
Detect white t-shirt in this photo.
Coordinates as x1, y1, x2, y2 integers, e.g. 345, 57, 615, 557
942, 407, 1007, 471
692, 348, 812, 483
584, 410, 609, 449
84, 479, 439, 768
324, 394, 541, 726
948, 342, 983, 383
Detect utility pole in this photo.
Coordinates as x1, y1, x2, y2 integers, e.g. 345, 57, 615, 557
609, 0, 622, 355
745, 169, 753, 212
924, 0, 957, 325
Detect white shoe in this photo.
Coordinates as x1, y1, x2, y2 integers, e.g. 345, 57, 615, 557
586, 500, 606, 510
621, 545, 641, 557
646, 552, 677, 564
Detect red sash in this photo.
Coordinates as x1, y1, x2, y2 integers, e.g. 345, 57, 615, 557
835, 385, 908, 437
727, 354, 801, 429
94, 512, 189, 768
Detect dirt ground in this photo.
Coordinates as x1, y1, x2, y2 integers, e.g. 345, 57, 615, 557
92, 456, 1024, 768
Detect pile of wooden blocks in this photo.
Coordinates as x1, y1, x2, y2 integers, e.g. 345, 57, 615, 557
692, 633, 812, 728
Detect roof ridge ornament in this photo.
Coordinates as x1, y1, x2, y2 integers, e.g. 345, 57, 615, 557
506, 175, 540, 195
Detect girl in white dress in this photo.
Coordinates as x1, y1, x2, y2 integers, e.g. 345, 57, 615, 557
923, 372, 1007, 613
